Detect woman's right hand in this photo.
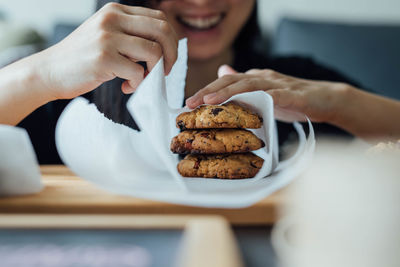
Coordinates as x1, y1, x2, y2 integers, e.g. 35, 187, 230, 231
37, 2, 178, 100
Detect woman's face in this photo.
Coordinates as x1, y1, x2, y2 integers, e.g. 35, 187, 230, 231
154, 0, 256, 61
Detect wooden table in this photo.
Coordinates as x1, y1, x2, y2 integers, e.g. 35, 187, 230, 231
0, 214, 244, 267
0, 165, 285, 225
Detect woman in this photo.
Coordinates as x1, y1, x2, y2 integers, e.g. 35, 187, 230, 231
0, 0, 399, 163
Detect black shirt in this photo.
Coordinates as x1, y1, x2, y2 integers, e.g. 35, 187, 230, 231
18, 51, 359, 164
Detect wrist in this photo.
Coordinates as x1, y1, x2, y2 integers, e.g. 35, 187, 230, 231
329, 83, 357, 127
0, 51, 57, 125
24, 50, 59, 104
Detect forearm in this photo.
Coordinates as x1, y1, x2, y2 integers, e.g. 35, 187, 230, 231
0, 52, 54, 125
332, 86, 400, 142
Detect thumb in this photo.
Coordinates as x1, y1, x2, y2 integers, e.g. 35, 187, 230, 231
218, 64, 237, 78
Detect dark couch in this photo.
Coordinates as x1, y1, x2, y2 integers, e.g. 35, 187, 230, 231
273, 18, 400, 99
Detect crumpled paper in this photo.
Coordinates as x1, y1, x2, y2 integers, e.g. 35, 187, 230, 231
56, 39, 315, 208
0, 124, 43, 196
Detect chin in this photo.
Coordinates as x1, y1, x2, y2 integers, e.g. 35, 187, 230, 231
187, 45, 224, 62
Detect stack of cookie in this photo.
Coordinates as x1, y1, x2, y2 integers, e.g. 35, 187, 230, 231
170, 103, 265, 179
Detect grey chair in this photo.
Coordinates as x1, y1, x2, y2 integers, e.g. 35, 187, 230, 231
273, 18, 400, 99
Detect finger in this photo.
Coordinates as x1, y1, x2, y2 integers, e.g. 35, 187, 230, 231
203, 78, 271, 105
203, 77, 280, 105
118, 6, 179, 43
186, 74, 245, 108
247, 68, 289, 80
245, 69, 263, 75
98, 4, 177, 42
118, 5, 168, 20
218, 65, 237, 77
100, 3, 170, 22
121, 80, 136, 94
111, 54, 145, 90
118, 14, 178, 74
115, 34, 162, 72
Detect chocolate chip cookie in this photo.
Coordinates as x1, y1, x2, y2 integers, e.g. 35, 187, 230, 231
177, 153, 264, 179
176, 103, 263, 130
171, 129, 265, 154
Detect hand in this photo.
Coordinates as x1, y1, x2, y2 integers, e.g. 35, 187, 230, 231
186, 65, 350, 123
37, 2, 178, 100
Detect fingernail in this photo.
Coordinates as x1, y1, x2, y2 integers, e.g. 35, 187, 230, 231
218, 65, 236, 77
203, 93, 217, 102
218, 65, 229, 77
164, 64, 170, 75
186, 96, 200, 108
186, 96, 196, 104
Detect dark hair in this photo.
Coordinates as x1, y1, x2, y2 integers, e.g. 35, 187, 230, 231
93, 0, 262, 129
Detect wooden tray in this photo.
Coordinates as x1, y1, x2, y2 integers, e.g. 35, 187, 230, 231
0, 166, 285, 225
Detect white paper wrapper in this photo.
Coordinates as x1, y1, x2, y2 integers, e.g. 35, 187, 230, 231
56, 39, 315, 208
0, 125, 43, 196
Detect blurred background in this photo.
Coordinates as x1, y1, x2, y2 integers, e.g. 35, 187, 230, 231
0, 2, 399, 266
0, 0, 400, 98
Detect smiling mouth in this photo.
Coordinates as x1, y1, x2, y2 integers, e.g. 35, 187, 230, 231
177, 14, 225, 31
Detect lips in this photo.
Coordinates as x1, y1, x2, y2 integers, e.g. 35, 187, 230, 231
177, 14, 225, 31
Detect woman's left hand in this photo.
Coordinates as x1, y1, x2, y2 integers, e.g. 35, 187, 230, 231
185, 65, 351, 123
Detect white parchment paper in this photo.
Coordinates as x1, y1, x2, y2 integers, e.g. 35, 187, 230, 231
56, 39, 315, 208
0, 125, 43, 196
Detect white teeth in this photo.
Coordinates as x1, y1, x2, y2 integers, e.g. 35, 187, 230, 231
180, 15, 222, 29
